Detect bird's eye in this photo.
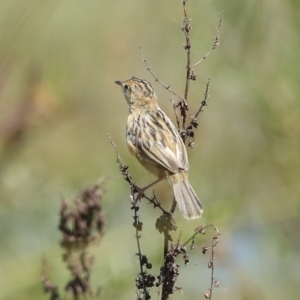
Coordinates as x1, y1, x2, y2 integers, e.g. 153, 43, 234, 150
124, 84, 130, 92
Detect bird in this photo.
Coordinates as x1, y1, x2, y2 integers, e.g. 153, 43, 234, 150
115, 77, 203, 219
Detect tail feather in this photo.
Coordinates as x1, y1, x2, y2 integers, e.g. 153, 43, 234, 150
171, 173, 203, 220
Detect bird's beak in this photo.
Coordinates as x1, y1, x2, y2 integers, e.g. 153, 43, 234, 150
115, 80, 122, 86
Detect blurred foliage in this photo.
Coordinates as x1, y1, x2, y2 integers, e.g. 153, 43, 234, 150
0, 0, 299, 299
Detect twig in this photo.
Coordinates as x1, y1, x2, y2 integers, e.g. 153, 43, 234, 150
161, 232, 169, 300
190, 12, 223, 69
182, 0, 192, 102
199, 225, 220, 300
193, 77, 210, 120
138, 45, 184, 102
208, 235, 217, 300
170, 98, 180, 130
180, 77, 211, 147
134, 210, 149, 299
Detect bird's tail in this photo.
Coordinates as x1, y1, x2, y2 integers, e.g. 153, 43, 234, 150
170, 172, 203, 220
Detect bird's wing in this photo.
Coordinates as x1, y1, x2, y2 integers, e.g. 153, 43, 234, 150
127, 109, 189, 174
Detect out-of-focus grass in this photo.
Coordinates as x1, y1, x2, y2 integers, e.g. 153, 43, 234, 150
0, 0, 299, 299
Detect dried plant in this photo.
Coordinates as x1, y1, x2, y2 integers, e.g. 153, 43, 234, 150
41, 182, 106, 300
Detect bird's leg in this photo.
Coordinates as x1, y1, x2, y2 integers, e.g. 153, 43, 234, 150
170, 196, 177, 215
133, 178, 163, 205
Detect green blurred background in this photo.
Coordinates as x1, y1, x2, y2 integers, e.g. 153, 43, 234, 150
0, 0, 299, 299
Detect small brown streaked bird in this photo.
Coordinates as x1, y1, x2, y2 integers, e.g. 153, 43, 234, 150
115, 77, 203, 220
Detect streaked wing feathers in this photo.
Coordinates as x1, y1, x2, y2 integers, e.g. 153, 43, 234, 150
127, 109, 189, 174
